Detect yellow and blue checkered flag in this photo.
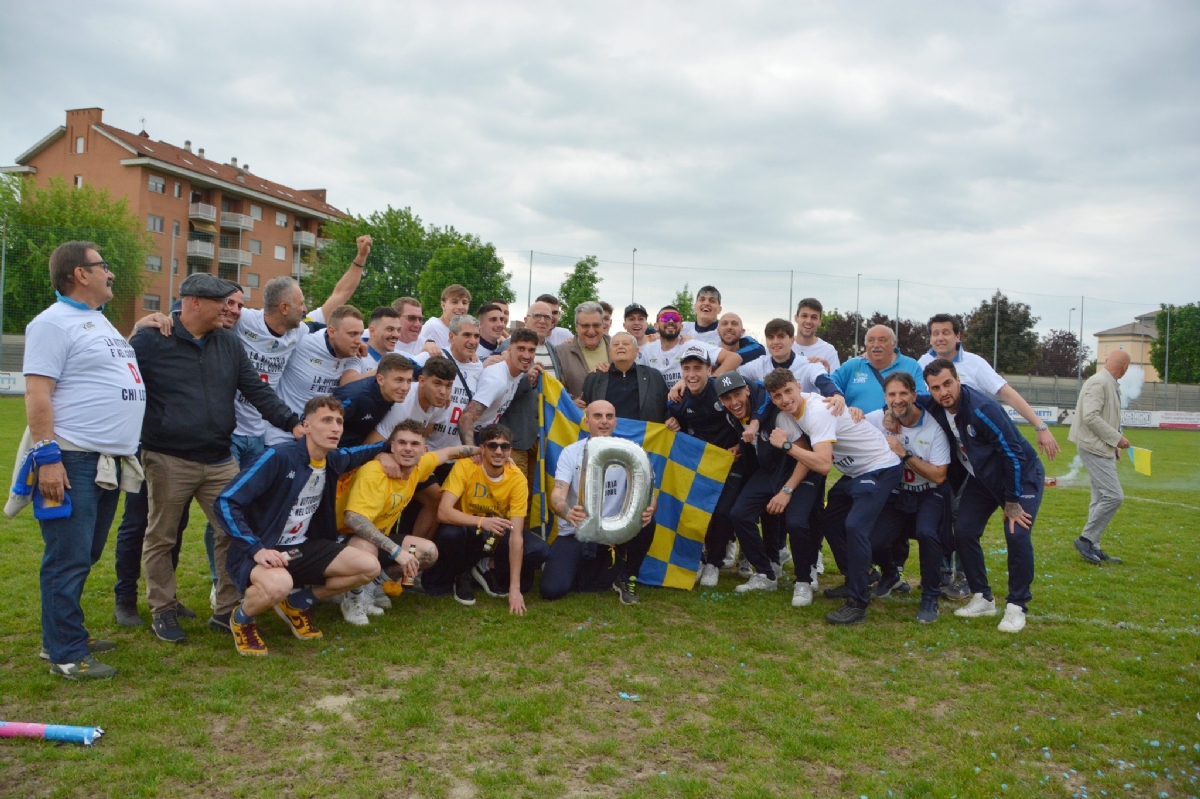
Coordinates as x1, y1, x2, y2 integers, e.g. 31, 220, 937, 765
532, 373, 734, 589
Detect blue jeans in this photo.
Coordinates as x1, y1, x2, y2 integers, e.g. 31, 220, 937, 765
202, 434, 265, 583
40, 451, 121, 663
113, 477, 189, 603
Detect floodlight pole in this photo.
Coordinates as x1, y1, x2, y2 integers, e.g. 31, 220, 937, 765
992, 290, 1000, 368
527, 250, 533, 308
854, 273, 861, 353
1076, 296, 1084, 391
631, 248, 637, 303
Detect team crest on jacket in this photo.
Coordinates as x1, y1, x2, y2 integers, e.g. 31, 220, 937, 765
713, 401, 723, 412
967, 424, 976, 437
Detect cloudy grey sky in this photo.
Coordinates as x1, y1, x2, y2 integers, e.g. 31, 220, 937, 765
2, 1, 1197, 344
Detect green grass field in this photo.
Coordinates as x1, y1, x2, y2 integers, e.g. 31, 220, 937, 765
0, 395, 1197, 798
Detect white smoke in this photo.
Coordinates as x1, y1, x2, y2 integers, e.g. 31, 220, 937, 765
1059, 455, 1085, 486
1119, 365, 1145, 409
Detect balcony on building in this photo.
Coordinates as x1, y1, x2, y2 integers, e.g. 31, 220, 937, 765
220, 212, 254, 231
186, 239, 215, 260
188, 202, 217, 223
218, 248, 253, 267
293, 230, 317, 248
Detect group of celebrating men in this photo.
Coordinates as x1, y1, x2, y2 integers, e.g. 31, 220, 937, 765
24, 236, 1069, 680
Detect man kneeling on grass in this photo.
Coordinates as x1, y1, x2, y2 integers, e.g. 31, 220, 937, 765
216, 396, 386, 656
334, 419, 479, 624
423, 424, 547, 614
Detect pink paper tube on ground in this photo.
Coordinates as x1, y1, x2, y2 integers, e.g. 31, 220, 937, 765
0, 721, 104, 745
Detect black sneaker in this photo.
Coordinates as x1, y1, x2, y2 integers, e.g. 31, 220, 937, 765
208, 612, 232, 633
916, 597, 939, 624
894, 572, 913, 594
40, 637, 117, 661
613, 577, 640, 605
114, 599, 143, 627
48, 653, 117, 681
152, 609, 187, 643
1074, 537, 1102, 564
943, 573, 971, 601
1093, 546, 1123, 565
867, 567, 881, 586
825, 602, 867, 625
175, 601, 197, 619
453, 574, 476, 606
873, 573, 904, 598
823, 582, 850, 599
471, 564, 509, 598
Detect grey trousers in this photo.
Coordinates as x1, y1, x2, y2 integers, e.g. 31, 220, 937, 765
1079, 447, 1124, 546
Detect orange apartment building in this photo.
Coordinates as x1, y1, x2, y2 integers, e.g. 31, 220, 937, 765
2, 107, 344, 318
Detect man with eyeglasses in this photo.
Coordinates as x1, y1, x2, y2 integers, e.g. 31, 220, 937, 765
389, 296, 426, 357
554, 301, 610, 402
424, 425, 545, 610
537, 293, 574, 346
23, 242, 145, 679
638, 305, 740, 387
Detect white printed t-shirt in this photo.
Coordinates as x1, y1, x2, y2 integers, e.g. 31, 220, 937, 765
791, 338, 841, 372
470, 361, 523, 431
413, 351, 482, 447
553, 438, 627, 538
638, 339, 721, 387
917, 347, 1008, 398
232, 308, 307, 439
864, 409, 951, 491
265, 330, 356, 446
23, 300, 146, 456
373, 382, 449, 442
775, 393, 900, 478
277, 461, 326, 548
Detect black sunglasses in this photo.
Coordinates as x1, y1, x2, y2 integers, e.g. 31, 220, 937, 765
76, 260, 113, 273
483, 441, 512, 451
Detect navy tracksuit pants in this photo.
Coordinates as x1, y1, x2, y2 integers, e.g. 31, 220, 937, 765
872, 484, 953, 600
729, 470, 825, 580
821, 465, 905, 608
954, 467, 1043, 610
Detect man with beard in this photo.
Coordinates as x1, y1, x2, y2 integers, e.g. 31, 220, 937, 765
716, 312, 767, 369
639, 305, 740, 387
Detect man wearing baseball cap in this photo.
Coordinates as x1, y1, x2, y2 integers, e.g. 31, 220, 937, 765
622, 303, 651, 346
132, 273, 303, 645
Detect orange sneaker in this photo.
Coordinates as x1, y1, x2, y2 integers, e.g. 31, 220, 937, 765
273, 599, 323, 640
231, 617, 268, 657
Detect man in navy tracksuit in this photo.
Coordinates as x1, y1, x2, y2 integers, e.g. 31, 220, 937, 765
918, 358, 1044, 634
331, 353, 415, 447
215, 396, 387, 656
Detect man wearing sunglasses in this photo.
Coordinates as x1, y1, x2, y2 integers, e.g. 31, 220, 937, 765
24, 242, 145, 680
426, 425, 545, 612
390, 296, 426, 358
639, 305, 741, 387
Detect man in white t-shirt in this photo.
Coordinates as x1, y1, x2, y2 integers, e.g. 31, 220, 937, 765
639, 304, 740, 387
738, 318, 835, 392
414, 314, 484, 449
458, 328, 539, 442
24, 241, 147, 680
265, 306, 366, 446
792, 298, 841, 373
764, 369, 903, 626
542, 401, 658, 604
390, 296, 426, 357
419, 284, 472, 355
680, 285, 723, 344
537, 293, 574, 347
864, 372, 953, 624
341, 306, 401, 383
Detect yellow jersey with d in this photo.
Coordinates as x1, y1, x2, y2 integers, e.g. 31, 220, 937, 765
336, 452, 439, 534
441, 459, 530, 519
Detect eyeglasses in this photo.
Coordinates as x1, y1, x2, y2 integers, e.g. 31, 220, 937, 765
483, 441, 513, 451
76, 260, 113, 273
528, 313, 553, 322
658, 312, 681, 323
401, 314, 423, 323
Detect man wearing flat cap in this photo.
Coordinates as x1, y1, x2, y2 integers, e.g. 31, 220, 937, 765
131, 273, 303, 645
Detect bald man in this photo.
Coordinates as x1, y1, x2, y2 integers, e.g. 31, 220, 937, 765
542, 401, 658, 604
1068, 349, 1132, 565
826, 325, 927, 411
717, 312, 768, 368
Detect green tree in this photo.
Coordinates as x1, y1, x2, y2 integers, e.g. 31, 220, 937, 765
0, 174, 150, 333
1151, 303, 1200, 384
415, 244, 515, 318
557, 256, 602, 333
960, 291, 1040, 374
671, 282, 696, 322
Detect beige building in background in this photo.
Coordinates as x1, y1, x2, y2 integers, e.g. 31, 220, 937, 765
1094, 310, 1160, 382
2, 107, 344, 321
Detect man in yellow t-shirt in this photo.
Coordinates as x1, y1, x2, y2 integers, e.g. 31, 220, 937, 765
423, 424, 547, 615
335, 418, 477, 624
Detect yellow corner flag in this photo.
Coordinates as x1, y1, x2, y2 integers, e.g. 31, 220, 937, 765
1126, 446, 1152, 476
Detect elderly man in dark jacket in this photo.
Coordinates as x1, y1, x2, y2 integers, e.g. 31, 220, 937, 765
582, 331, 667, 423
131, 273, 302, 644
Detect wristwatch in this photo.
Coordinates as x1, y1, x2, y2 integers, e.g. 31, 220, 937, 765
902, 450, 914, 462
1034, 423, 1049, 432
781, 486, 794, 496
781, 440, 793, 452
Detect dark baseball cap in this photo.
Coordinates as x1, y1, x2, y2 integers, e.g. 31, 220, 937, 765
624, 303, 648, 319
714, 370, 747, 396
179, 273, 240, 299
679, 344, 711, 366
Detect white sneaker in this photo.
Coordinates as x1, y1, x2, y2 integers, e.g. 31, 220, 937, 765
370, 581, 391, 611
340, 590, 369, 626
998, 603, 1027, 633
809, 568, 819, 592
815, 551, 825, 574
735, 574, 778, 593
778, 546, 793, 567
792, 582, 813, 607
699, 564, 719, 587
737, 558, 754, 578
209, 584, 217, 611
363, 599, 384, 617
721, 541, 738, 570
954, 593, 997, 618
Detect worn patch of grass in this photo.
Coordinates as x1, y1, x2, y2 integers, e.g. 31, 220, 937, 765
0, 395, 1198, 798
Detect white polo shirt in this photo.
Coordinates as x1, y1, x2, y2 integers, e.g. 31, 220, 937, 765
23, 299, 146, 456
918, 346, 1007, 398
776, 393, 899, 478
